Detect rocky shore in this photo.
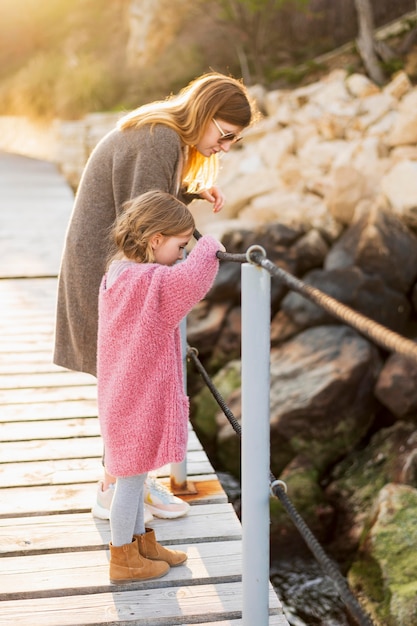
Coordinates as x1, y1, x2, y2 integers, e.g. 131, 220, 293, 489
187, 68, 417, 626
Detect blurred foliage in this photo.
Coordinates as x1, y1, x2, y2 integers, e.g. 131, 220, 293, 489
0, 0, 130, 119
217, 0, 309, 83
0, 0, 415, 120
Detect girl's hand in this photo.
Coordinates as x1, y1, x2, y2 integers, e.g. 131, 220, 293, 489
199, 186, 225, 212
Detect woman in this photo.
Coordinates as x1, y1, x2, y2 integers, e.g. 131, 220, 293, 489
54, 71, 257, 518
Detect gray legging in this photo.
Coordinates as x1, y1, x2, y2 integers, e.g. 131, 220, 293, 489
110, 473, 147, 546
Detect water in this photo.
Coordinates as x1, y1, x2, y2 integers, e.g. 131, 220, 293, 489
270, 555, 352, 625
217, 472, 353, 626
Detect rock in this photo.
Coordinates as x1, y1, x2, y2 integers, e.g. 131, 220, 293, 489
345, 73, 380, 98
381, 160, 417, 227
187, 301, 231, 354
348, 483, 417, 626
269, 455, 334, 543
267, 325, 381, 474
383, 70, 412, 100
386, 94, 417, 147
326, 422, 417, 560
325, 203, 417, 293
191, 359, 241, 446
277, 266, 411, 334
374, 353, 417, 419
325, 165, 368, 224
292, 228, 329, 275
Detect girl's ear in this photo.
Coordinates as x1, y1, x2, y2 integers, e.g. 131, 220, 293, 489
150, 233, 163, 250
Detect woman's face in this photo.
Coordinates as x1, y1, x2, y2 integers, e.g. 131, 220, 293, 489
195, 118, 243, 157
151, 229, 194, 266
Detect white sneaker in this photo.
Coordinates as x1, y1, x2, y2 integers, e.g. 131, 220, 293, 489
91, 480, 154, 524
143, 476, 190, 519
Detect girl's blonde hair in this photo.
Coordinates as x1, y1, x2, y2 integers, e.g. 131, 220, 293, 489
117, 72, 258, 193
109, 190, 195, 265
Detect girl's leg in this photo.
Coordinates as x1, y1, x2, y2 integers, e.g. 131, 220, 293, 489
110, 473, 147, 546
133, 473, 147, 537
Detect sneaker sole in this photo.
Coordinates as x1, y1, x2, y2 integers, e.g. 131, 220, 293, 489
147, 504, 190, 519
91, 504, 110, 520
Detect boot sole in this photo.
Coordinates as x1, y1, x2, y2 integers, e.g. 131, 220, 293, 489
110, 569, 168, 584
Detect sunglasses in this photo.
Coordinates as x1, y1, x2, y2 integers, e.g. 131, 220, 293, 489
212, 118, 243, 145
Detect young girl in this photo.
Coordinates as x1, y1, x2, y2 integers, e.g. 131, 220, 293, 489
97, 190, 224, 583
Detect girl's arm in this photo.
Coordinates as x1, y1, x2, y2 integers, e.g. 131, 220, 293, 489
149, 235, 223, 328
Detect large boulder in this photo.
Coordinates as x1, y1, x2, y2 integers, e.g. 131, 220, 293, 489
325, 204, 417, 293
348, 483, 417, 626
275, 265, 411, 335
268, 325, 381, 474
325, 422, 417, 560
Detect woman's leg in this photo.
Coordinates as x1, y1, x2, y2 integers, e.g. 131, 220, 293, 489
110, 473, 147, 546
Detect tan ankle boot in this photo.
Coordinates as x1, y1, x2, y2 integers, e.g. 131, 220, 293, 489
135, 528, 187, 567
109, 537, 169, 583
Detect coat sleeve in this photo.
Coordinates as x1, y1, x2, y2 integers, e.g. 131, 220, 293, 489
147, 236, 221, 329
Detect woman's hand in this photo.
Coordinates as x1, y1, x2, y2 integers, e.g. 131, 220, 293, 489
199, 186, 225, 212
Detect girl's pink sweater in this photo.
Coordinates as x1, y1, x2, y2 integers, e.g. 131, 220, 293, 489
97, 235, 221, 477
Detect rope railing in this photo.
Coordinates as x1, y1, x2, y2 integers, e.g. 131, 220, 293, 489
248, 247, 417, 364
194, 228, 417, 363
187, 346, 373, 626
188, 231, 417, 625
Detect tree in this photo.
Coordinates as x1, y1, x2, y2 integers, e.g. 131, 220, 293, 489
353, 0, 385, 84
218, 0, 308, 84
353, 0, 402, 85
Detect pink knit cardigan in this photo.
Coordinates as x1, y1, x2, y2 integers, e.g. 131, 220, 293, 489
97, 235, 221, 477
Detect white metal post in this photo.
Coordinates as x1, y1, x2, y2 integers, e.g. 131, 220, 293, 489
170, 316, 188, 490
241, 253, 271, 625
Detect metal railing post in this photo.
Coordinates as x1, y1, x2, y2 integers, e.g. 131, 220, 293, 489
241, 251, 271, 625
170, 317, 187, 493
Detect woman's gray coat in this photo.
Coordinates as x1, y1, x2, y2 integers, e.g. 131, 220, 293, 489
54, 123, 193, 376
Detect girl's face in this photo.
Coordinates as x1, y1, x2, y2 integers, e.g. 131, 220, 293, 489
195, 118, 243, 157
151, 228, 194, 265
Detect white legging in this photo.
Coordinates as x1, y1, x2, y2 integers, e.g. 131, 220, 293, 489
110, 473, 147, 546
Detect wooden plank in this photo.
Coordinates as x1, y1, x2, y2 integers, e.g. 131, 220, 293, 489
0, 540, 243, 599
0, 582, 282, 626
175, 613, 288, 626
0, 477, 227, 519
0, 436, 104, 462
0, 457, 102, 488
0, 384, 98, 404
0, 360, 65, 375
0, 399, 98, 422
0, 504, 241, 556
0, 417, 100, 441
0, 371, 95, 389
0, 436, 103, 463
0, 321, 54, 332
0, 153, 73, 278
0, 418, 201, 446
0, 436, 206, 463
0, 340, 53, 353
0, 450, 211, 488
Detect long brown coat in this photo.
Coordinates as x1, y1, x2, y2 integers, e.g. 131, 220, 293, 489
54, 123, 194, 376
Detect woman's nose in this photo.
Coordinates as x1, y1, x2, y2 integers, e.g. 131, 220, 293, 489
220, 143, 232, 153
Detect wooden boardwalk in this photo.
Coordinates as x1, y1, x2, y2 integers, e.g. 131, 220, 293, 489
0, 151, 288, 625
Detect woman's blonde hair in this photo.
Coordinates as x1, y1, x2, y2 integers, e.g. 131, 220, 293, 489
110, 190, 195, 265
117, 72, 258, 193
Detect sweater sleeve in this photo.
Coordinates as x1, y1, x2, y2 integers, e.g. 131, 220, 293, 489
147, 235, 221, 329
